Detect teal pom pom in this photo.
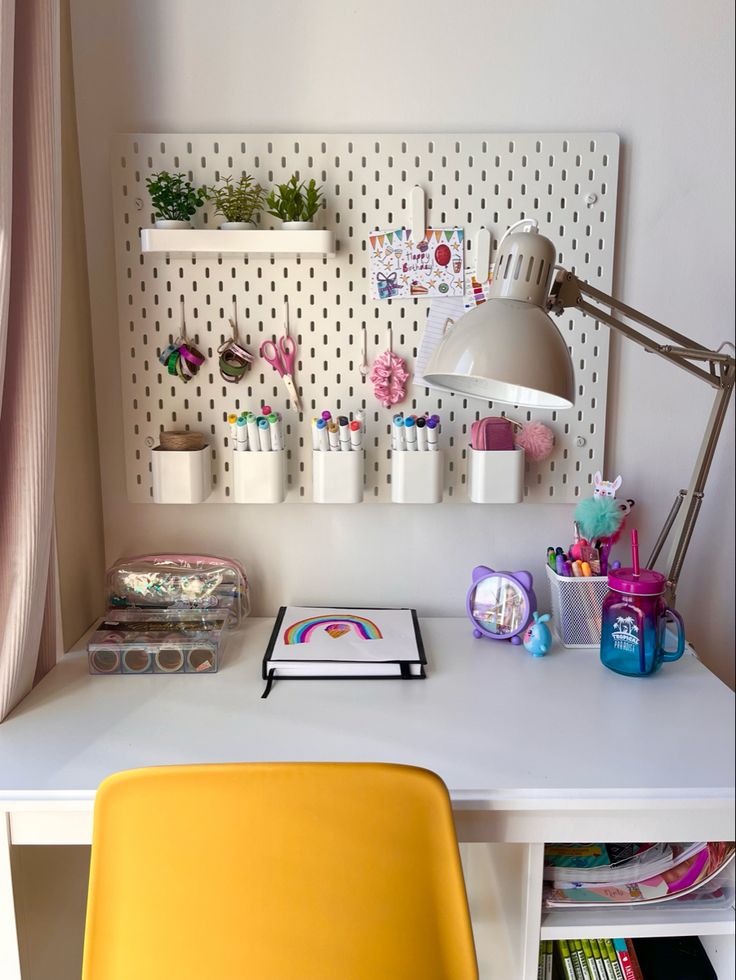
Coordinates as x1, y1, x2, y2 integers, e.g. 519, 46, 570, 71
575, 496, 623, 539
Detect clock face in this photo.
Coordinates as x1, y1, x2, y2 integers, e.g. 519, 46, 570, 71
469, 574, 529, 638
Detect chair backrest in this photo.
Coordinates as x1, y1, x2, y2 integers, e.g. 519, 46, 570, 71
82, 762, 478, 980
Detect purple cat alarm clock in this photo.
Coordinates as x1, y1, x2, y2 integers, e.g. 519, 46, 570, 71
466, 566, 537, 645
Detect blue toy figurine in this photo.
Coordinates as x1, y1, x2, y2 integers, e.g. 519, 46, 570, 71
523, 612, 552, 657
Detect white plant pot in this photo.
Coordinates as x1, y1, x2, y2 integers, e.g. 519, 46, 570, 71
312, 451, 364, 504
391, 450, 444, 504
468, 447, 525, 504
281, 220, 313, 231
219, 221, 256, 230
232, 449, 287, 504
154, 219, 191, 229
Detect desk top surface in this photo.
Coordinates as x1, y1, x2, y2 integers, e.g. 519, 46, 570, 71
0, 618, 733, 805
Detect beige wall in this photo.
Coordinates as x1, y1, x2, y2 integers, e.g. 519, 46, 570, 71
54, 0, 105, 650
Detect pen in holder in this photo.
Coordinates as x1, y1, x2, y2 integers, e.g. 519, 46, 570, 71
390, 413, 443, 503
311, 408, 364, 503
151, 431, 212, 504
468, 417, 524, 504
228, 406, 287, 503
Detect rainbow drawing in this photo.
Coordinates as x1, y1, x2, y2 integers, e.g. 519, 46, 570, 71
283, 614, 383, 645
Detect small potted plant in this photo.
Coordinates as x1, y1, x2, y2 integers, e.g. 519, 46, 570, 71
266, 175, 323, 230
145, 171, 206, 229
204, 173, 266, 229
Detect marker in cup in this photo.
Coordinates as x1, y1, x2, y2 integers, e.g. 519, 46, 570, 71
426, 417, 438, 450
404, 416, 417, 451
416, 416, 428, 451
246, 412, 260, 452
338, 417, 351, 452
327, 420, 340, 451
392, 415, 405, 451
349, 420, 363, 450
236, 416, 248, 451
268, 412, 284, 451
316, 417, 330, 452
257, 417, 272, 452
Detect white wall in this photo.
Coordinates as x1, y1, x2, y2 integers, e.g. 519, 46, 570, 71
70, 0, 735, 686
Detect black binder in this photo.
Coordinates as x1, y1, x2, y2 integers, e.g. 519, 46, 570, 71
262, 606, 426, 697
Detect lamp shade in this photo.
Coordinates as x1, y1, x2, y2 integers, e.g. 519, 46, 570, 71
424, 227, 575, 409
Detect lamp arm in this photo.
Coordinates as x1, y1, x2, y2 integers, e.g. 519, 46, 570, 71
548, 270, 736, 607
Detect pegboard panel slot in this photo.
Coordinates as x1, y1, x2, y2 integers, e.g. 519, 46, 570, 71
112, 132, 619, 504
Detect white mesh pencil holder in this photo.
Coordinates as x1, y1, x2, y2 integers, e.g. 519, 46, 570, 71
546, 565, 608, 647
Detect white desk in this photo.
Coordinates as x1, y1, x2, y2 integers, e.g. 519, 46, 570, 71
1, 618, 733, 979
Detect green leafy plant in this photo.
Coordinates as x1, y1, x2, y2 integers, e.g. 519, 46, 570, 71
266, 175, 323, 222
145, 171, 206, 221
203, 173, 266, 224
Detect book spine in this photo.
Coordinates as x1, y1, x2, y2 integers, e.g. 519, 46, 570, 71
612, 938, 636, 980
603, 939, 625, 980
624, 939, 644, 980
538, 941, 545, 980
589, 939, 607, 980
544, 941, 554, 980
557, 940, 578, 980
581, 939, 598, 980
571, 940, 588, 980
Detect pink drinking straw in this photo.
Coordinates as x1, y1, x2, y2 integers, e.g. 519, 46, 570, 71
631, 528, 640, 576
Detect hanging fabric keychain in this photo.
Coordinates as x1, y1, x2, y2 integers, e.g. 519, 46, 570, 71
370, 324, 409, 408
218, 302, 254, 384
158, 299, 205, 383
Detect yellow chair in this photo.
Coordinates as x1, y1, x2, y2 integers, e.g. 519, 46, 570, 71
82, 762, 478, 980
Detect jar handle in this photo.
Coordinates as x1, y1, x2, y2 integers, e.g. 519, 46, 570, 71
661, 607, 685, 662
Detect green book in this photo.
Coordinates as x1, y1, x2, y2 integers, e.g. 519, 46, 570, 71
544, 941, 554, 980
538, 940, 545, 980
603, 939, 625, 980
572, 939, 590, 979
581, 939, 599, 980
589, 939, 608, 980
557, 940, 578, 980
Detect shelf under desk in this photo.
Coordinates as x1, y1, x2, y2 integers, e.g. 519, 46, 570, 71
0, 618, 733, 980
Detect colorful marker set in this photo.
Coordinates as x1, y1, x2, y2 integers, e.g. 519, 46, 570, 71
228, 405, 284, 453
311, 410, 364, 452
392, 413, 440, 452
546, 544, 620, 577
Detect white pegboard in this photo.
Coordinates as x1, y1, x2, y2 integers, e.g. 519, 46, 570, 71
110, 132, 619, 503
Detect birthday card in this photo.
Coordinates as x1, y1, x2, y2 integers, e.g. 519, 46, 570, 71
369, 228, 464, 300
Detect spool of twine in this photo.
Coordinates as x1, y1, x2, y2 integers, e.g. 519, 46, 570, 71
158, 430, 206, 452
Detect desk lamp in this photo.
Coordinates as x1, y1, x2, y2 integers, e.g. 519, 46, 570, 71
424, 219, 735, 606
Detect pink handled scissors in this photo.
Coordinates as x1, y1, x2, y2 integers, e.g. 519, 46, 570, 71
259, 335, 302, 411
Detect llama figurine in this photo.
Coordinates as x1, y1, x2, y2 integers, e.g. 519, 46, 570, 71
593, 471, 622, 499
523, 612, 552, 657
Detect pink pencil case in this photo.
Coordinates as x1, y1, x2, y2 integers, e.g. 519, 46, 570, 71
470, 417, 515, 451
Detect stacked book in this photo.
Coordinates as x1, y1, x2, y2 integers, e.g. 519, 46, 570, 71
538, 937, 716, 979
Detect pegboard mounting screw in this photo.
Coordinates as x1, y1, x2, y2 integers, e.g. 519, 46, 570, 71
145, 436, 155, 448
576, 436, 587, 447
584, 192, 597, 207
135, 198, 144, 211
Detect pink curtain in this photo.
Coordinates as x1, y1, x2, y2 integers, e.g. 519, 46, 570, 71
0, 0, 61, 721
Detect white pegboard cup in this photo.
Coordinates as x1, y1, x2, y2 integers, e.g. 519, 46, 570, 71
232, 450, 286, 504
151, 446, 212, 504
545, 564, 609, 647
312, 451, 364, 504
391, 450, 443, 504
468, 447, 524, 503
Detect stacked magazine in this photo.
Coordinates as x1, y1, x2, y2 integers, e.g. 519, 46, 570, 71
543, 841, 734, 908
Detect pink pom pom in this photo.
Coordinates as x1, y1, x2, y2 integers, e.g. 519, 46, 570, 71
514, 420, 554, 461
370, 349, 409, 408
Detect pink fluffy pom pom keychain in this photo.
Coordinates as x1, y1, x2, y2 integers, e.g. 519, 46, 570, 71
511, 419, 555, 461
370, 325, 409, 408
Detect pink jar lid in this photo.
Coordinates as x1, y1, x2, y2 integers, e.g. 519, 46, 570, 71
608, 567, 666, 596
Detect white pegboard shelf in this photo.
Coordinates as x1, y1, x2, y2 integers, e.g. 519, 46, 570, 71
140, 227, 336, 258
111, 132, 620, 504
